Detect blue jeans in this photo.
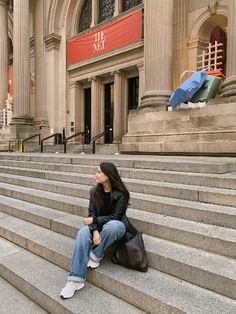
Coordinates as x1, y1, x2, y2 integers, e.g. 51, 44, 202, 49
68, 220, 126, 282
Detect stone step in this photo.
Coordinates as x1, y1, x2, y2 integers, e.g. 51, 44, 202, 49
0, 183, 235, 257
0, 277, 48, 314
5, 180, 234, 259
1, 170, 236, 214
1, 219, 236, 314
1, 152, 236, 173
0, 238, 144, 314
2, 160, 236, 191
0, 197, 235, 298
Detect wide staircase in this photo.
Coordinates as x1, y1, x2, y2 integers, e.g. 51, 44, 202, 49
0, 153, 235, 314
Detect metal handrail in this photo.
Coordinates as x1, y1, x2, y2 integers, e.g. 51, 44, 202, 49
20, 133, 41, 152
40, 133, 62, 153
92, 128, 112, 154
63, 131, 84, 153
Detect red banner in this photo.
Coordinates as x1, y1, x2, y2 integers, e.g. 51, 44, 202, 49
67, 9, 142, 65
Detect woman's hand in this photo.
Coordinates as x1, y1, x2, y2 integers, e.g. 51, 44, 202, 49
93, 230, 101, 246
83, 217, 93, 225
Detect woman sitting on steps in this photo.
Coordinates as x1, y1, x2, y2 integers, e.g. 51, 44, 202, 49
60, 162, 130, 299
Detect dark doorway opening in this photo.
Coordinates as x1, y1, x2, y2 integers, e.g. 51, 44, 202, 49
84, 87, 91, 144
104, 83, 114, 143
128, 77, 139, 110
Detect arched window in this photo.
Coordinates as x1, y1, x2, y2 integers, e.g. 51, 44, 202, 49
79, 0, 92, 33
122, 0, 142, 12
99, 0, 115, 23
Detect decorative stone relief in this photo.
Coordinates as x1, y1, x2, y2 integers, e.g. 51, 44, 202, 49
208, 1, 219, 16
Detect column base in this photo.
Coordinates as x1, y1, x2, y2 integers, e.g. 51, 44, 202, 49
220, 76, 236, 97
10, 116, 33, 125
33, 118, 49, 128
140, 91, 171, 111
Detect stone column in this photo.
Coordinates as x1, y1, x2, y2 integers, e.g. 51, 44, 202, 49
12, 0, 32, 124
221, 0, 236, 97
113, 70, 127, 141
34, 0, 48, 126
0, 0, 8, 113
173, 0, 189, 90
91, 0, 98, 27
44, 33, 61, 133
114, 0, 122, 16
137, 62, 144, 107
68, 82, 84, 137
140, 0, 174, 110
91, 77, 103, 142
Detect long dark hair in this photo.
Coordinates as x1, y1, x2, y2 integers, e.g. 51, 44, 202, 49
93, 162, 130, 211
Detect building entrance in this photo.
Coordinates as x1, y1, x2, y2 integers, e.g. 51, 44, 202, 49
104, 83, 114, 143
84, 87, 91, 144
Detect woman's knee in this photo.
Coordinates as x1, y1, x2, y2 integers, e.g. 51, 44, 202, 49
103, 220, 126, 237
77, 225, 91, 241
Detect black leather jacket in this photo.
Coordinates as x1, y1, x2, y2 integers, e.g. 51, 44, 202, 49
88, 186, 129, 232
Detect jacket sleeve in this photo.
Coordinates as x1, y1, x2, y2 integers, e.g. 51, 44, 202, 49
87, 187, 98, 232
97, 192, 129, 226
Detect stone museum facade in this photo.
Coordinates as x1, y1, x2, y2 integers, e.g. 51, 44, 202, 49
0, 0, 236, 154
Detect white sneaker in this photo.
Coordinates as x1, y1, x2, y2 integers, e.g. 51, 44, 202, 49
60, 281, 84, 299
87, 258, 99, 269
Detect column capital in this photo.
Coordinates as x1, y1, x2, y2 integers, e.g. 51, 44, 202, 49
68, 81, 80, 89
89, 76, 101, 82
111, 69, 125, 76
44, 33, 61, 51
137, 61, 144, 71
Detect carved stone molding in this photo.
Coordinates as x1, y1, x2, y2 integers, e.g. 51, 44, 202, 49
187, 36, 208, 49
69, 57, 143, 82
44, 33, 61, 51
0, 0, 8, 7
208, 1, 219, 15
110, 69, 125, 76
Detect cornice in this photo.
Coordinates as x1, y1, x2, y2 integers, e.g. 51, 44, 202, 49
68, 57, 143, 82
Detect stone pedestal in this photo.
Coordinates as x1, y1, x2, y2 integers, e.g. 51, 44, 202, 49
140, 0, 174, 110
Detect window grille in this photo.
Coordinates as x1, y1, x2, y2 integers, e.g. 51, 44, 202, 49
197, 41, 223, 72
99, 0, 115, 23
122, 0, 142, 12
79, 0, 92, 32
